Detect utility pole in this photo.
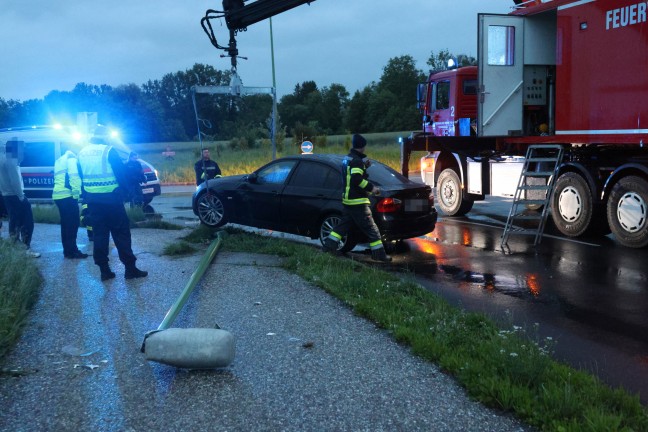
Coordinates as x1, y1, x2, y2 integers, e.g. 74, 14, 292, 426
270, 17, 278, 160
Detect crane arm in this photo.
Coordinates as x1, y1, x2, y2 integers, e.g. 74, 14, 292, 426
201, 0, 316, 70
223, 0, 315, 32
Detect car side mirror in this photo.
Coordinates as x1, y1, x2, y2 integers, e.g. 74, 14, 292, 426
247, 172, 258, 183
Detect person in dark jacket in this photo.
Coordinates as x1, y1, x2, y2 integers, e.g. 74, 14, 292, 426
77, 128, 147, 281
322, 134, 392, 262
194, 149, 221, 185
125, 151, 146, 207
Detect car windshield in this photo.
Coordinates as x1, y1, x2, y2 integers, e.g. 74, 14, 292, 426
366, 161, 411, 186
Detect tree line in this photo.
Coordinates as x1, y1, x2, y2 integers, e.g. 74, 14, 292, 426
0, 50, 472, 145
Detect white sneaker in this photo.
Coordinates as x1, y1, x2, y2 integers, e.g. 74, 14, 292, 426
26, 250, 41, 258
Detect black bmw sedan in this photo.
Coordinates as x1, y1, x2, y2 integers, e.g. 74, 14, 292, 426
192, 154, 437, 252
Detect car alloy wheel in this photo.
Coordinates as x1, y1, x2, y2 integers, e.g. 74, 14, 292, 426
197, 192, 226, 227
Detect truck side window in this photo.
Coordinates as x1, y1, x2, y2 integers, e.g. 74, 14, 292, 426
463, 79, 478, 95
488, 25, 515, 66
21, 142, 55, 167
436, 81, 450, 110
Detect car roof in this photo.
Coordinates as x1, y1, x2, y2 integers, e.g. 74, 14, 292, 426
279, 154, 345, 164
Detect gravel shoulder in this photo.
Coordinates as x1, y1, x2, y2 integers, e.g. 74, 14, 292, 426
0, 224, 532, 431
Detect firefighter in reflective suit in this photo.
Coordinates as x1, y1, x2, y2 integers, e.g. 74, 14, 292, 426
77, 128, 148, 281
323, 134, 392, 262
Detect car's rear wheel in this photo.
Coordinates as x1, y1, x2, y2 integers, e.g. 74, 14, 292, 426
319, 214, 357, 253
197, 191, 227, 227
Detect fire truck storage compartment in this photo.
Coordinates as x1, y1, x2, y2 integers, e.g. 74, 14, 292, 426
490, 156, 524, 197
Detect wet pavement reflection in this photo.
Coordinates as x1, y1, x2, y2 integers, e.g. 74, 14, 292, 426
378, 208, 648, 403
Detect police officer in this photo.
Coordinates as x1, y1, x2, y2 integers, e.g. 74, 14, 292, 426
52, 150, 87, 259
194, 148, 221, 185
323, 134, 392, 262
77, 127, 147, 281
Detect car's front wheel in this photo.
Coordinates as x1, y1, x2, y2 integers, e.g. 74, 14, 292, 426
196, 192, 227, 227
319, 214, 357, 253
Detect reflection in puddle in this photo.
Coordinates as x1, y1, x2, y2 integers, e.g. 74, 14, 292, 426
407, 237, 542, 299
438, 265, 541, 299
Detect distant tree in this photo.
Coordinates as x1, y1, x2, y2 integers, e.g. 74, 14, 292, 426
427, 49, 453, 71
427, 49, 477, 71
363, 55, 424, 132
345, 85, 374, 133
278, 81, 319, 135
142, 63, 231, 141
319, 84, 349, 134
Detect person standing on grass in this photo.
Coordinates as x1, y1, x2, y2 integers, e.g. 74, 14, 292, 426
52, 150, 87, 259
0, 139, 39, 257
194, 148, 221, 185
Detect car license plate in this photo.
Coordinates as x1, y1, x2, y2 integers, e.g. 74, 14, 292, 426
404, 199, 427, 212
142, 188, 154, 194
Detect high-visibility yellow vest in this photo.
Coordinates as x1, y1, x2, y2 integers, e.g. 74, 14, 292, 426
78, 144, 119, 194
52, 150, 81, 200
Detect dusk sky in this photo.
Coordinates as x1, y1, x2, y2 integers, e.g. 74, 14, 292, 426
1, 0, 512, 102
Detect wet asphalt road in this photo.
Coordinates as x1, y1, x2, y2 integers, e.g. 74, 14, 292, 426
113, 185, 648, 402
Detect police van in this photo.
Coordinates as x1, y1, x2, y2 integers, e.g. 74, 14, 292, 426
0, 125, 161, 204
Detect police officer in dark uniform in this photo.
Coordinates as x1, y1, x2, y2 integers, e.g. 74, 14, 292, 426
77, 127, 148, 281
323, 134, 392, 262
194, 149, 221, 185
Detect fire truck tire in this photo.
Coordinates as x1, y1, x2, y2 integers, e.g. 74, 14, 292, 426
607, 176, 648, 248
551, 172, 593, 237
436, 169, 474, 216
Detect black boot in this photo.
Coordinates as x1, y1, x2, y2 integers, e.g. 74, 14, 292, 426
371, 247, 392, 263
125, 265, 148, 279
100, 264, 116, 281
322, 237, 339, 253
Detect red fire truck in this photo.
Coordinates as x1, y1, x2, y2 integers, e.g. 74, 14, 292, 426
401, 0, 648, 248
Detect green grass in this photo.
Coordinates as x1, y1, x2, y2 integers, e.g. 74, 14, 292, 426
186, 226, 648, 432
131, 132, 427, 184
0, 239, 43, 359
32, 203, 182, 230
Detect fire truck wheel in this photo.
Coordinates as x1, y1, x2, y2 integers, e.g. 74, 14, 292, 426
551, 172, 593, 237
607, 176, 648, 248
436, 169, 474, 216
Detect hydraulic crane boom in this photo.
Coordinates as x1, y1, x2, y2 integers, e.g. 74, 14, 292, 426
223, 0, 315, 32
202, 0, 316, 70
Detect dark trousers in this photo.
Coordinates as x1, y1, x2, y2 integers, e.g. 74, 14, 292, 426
332, 205, 383, 247
3, 195, 34, 247
54, 197, 80, 257
88, 202, 136, 267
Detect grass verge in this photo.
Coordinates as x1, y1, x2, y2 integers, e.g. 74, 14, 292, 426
0, 239, 43, 360
205, 227, 647, 431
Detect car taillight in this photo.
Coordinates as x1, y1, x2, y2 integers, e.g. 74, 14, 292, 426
376, 197, 402, 213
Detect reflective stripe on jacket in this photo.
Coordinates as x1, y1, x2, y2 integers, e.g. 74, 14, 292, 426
78, 144, 119, 194
342, 149, 374, 206
52, 150, 81, 200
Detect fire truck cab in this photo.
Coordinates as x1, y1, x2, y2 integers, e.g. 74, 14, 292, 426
407, 0, 648, 248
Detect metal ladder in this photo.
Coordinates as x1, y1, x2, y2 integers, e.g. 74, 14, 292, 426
500, 144, 564, 250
